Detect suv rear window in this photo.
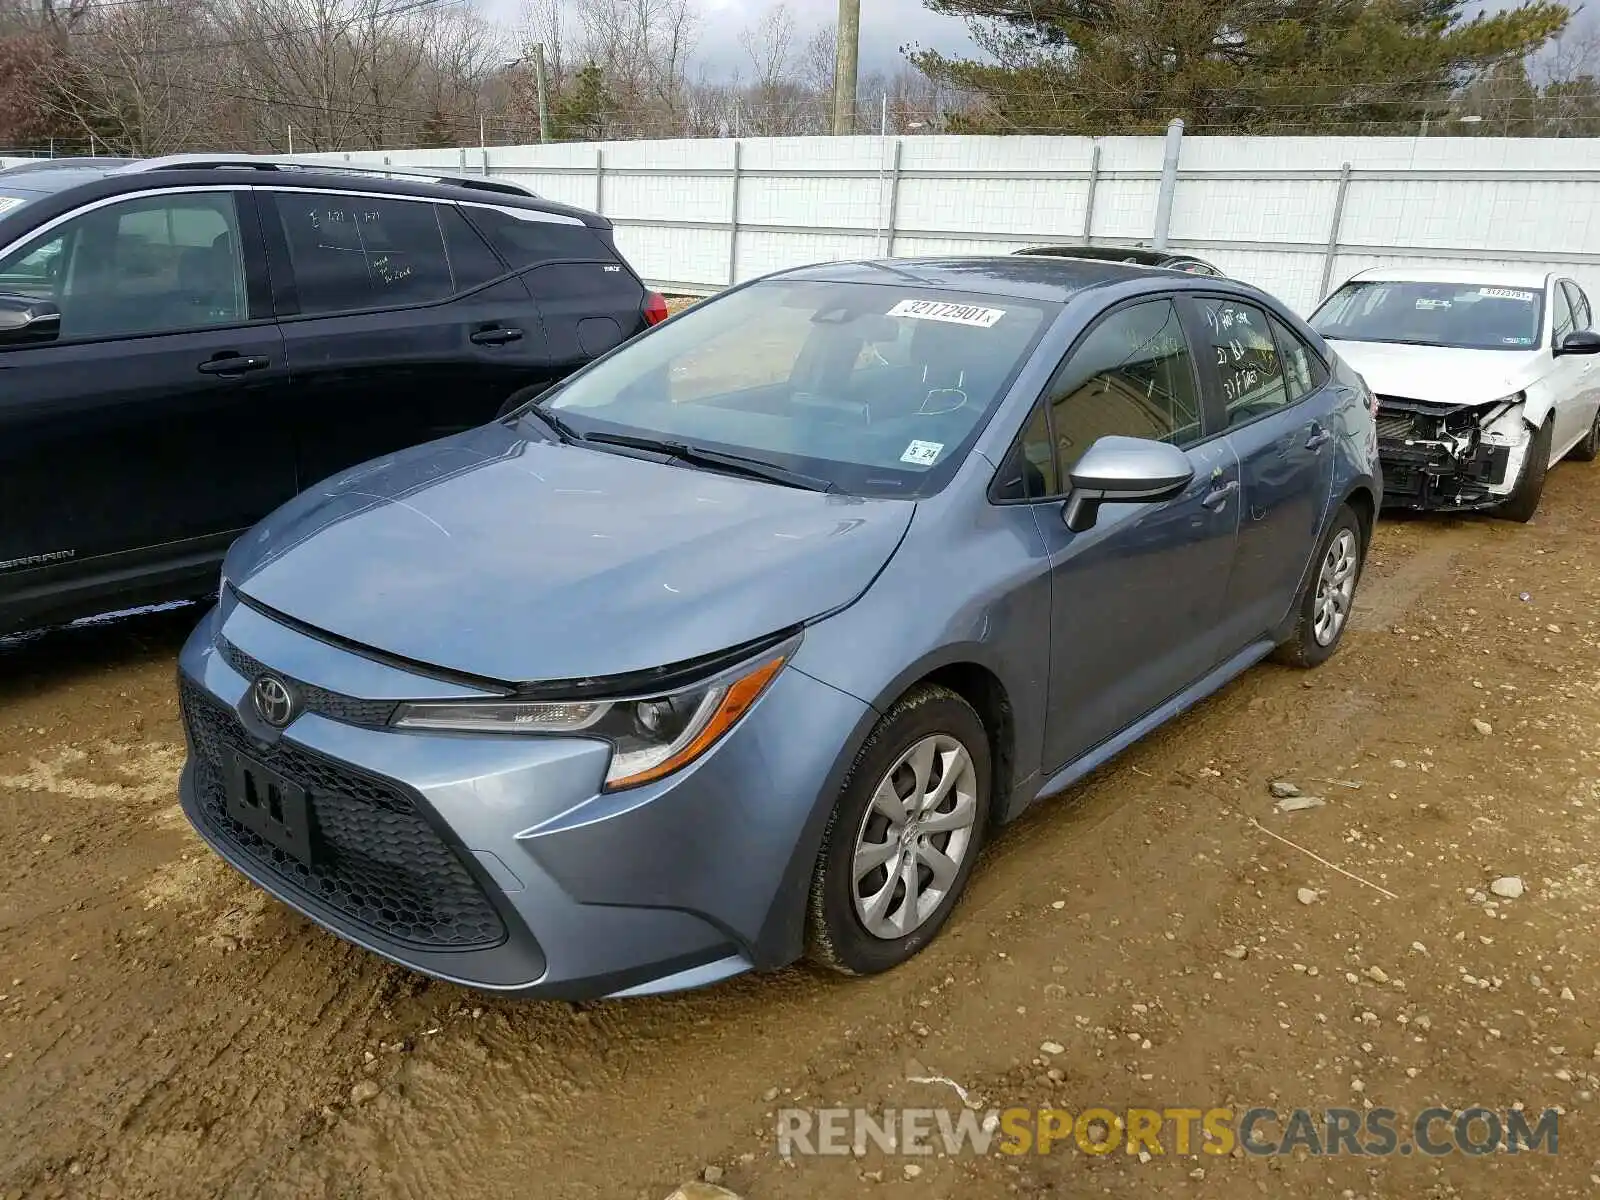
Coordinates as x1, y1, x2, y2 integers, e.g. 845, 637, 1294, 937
270, 192, 456, 314
462, 205, 618, 268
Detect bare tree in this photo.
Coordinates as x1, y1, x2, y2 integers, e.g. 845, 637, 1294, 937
48, 0, 217, 154
569, 0, 698, 137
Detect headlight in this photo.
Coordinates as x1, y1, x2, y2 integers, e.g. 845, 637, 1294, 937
391, 650, 790, 790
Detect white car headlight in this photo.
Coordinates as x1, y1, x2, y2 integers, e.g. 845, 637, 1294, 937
391, 650, 790, 790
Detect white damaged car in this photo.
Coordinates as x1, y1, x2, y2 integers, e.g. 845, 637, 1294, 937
1308, 268, 1600, 521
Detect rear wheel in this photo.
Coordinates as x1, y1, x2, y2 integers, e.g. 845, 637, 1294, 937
1272, 505, 1364, 669
1567, 405, 1600, 463
1496, 417, 1553, 523
807, 686, 991, 977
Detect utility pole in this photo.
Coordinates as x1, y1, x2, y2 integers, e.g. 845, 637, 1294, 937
533, 43, 551, 144
832, 0, 860, 136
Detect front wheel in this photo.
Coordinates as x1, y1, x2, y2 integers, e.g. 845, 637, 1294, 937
1272, 505, 1365, 669
807, 686, 991, 977
1495, 417, 1553, 523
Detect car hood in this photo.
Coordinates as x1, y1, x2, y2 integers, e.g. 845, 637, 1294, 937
226, 424, 913, 685
1326, 339, 1543, 407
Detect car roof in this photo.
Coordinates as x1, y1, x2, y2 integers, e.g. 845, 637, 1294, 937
761, 255, 1178, 304
1346, 266, 1551, 290
1, 155, 594, 222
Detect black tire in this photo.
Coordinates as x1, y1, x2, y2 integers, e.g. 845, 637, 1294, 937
807, 685, 992, 977
1272, 504, 1365, 669
1567, 405, 1600, 463
495, 384, 548, 421
1495, 418, 1553, 523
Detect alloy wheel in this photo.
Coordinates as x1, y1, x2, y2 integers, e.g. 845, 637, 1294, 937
850, 734, 979, 940
1313, 528, 1359, 646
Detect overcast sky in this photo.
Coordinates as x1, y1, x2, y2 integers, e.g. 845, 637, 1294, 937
478, 0, 985, 80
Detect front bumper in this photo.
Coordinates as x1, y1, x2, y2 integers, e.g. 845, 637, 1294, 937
176, 596, 870, 999
1377, 436, 1511, 512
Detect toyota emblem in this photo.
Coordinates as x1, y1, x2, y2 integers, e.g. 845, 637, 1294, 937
252, 675, 296, 727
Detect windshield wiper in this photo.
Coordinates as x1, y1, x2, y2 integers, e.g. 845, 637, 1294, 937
516, 403, 582, 444
582, 432, 834, 492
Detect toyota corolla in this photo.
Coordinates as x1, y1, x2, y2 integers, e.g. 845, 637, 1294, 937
177, 257, 1380, 999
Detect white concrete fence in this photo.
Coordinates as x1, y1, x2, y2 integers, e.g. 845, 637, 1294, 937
305, 131, 1600, 315
11, 133, 1600, 314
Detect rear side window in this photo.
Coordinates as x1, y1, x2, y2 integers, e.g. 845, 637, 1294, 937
438, 205, 506, 291
270, 193, 455, 314
1267, 313, 1327, 403
463, 204, 618, 268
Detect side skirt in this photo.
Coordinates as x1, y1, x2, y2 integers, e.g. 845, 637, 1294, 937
1032, 638, 1278, 804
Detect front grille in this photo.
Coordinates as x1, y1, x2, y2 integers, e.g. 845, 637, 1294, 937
181, 681, 507, 950
221, 640, 398, 728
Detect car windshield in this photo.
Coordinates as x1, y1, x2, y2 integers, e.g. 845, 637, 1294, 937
535, 277, 1056, 497
1310, 280, 1544, 351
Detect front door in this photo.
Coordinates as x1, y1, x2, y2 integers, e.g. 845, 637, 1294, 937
1554, 280, 1599, 454
1187, 296, 1338, 653
0, 187, 293, 619
1026, 296, 1242, 774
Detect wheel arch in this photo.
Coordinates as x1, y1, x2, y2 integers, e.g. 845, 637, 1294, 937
752, 649, 1021, 970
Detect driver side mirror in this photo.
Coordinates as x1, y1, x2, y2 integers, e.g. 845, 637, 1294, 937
0, 294, 61, 346
1062, 435, 1195, 533
1557, 329, 1600, 356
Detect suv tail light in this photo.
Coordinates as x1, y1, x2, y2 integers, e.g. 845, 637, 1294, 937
644, 292, 669, 326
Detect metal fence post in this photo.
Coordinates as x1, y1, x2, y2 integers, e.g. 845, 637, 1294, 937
1082, 142, 1101, 245
883, 138, 903, 258
1151, 118, 1184, 251
595, 147, 605, 214
728, 140, 742, 286
1319, 163, 1353, 301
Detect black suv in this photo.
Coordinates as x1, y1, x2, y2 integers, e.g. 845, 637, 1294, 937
0, 154, 666, 634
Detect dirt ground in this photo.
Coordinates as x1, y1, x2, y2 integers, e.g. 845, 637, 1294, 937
3, 460, 1600, 1200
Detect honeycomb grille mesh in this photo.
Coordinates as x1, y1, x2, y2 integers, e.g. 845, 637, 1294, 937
181, 681, 507, 950
220, 640, 399, 728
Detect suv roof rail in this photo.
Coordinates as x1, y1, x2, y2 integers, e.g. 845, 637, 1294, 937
118, 153, 541, 199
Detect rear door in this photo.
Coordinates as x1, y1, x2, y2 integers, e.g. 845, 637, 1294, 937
458, 203, 648, 380
258, 187, 550, 486
1185, 294, 1338, 653
0, 186, 293, 619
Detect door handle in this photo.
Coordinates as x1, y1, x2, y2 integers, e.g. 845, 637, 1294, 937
1201, 479, 1240, 510
197, 354, 269, 376
471, 327, 523, 346
1305, 425, 1334, 451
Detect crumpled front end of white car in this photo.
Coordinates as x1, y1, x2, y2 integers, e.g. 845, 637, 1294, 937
1373, 392, 1531, 511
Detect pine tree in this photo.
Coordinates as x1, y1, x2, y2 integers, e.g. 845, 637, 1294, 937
910, 0, 1571, 135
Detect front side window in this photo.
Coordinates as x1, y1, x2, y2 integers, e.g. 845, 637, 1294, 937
1553, 284, 1575, 343
272, 193, 455, 314
1310, 280, 1545, 351
1561, 281, 1591, 332
0, 191, 246, 340
1045, 299, 1202, 474
1198, 299, 1289, 427
537, 279, 1056, 497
